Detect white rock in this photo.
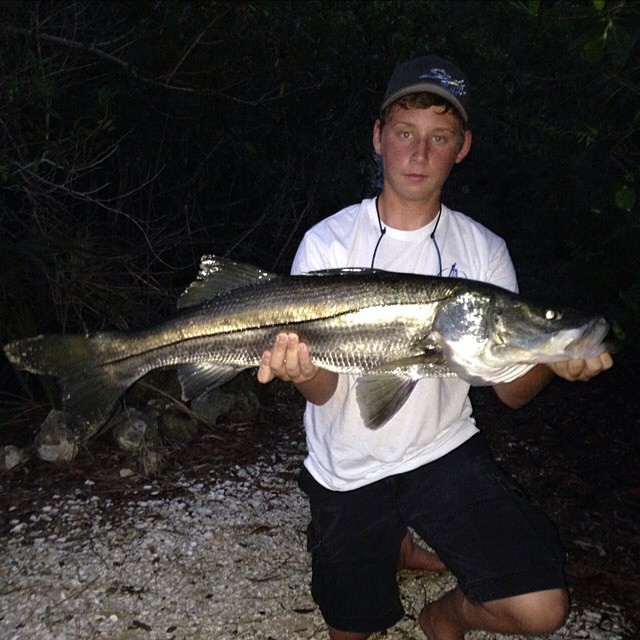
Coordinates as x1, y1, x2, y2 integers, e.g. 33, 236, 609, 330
0, 444, 28, 471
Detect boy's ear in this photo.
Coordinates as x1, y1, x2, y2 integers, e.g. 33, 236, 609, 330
372, 119, 383, 155
455, 130, 472, 164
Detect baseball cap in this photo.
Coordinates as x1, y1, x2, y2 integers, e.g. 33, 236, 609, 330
381, 55, 470, 123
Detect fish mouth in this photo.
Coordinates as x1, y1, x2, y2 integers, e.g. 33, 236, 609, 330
563, 316, 610, 359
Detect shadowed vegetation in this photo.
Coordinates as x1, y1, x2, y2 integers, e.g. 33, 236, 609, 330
1, 0, 638, 412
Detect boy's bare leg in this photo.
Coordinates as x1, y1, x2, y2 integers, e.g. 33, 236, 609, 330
419, 586, 570, 640
328, 628, 371, 640
397, 530, 447, 573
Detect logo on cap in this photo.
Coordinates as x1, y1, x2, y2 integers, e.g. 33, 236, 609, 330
419, 69, 467, 97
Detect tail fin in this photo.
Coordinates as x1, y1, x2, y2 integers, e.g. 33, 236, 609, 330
5, 332, 139, 436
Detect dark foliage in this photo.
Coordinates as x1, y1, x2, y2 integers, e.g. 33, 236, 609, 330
0, 0, 638, 412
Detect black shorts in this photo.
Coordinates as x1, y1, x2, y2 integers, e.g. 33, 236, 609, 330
298, 434, 567, 633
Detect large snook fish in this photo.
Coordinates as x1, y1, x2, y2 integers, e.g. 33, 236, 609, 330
4, 255, 610, 434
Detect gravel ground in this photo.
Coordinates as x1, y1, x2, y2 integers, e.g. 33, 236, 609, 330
0, 420, 634, 640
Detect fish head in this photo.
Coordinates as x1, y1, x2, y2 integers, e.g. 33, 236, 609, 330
485, 294, 610, 364
433, 287, 610, 384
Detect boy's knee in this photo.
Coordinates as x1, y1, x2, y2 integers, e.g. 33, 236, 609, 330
531, 588, 570, 632
487, 588, 570, 634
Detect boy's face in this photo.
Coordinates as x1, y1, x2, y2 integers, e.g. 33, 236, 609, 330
373, 104, 471, 207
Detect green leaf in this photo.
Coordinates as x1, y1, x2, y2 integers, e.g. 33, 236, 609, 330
604, 22, 632, 66
582, 36, 604, 63
614, 184, 636, 212
526, 0, 540, 16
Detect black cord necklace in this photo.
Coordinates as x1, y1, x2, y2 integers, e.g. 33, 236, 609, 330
370, 197, 387, 269
371, 197, 443, 275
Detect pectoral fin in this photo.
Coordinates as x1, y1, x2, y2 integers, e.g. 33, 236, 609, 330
355, 375, 418, 430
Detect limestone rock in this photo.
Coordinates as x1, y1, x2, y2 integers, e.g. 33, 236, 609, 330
34, 410, 79, 463
0, 444, 29, 472
110, 409, 160, 452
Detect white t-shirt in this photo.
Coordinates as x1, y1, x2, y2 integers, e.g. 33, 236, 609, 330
292, 198, 519, 491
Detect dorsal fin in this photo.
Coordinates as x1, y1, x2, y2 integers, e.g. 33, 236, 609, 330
308, 267, 380, 276
177, 255, 279, 309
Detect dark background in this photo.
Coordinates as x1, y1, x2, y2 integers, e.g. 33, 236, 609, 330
1, 1, 638, 347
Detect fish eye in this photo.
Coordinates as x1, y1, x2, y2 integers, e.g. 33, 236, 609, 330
545, 309, 562, 321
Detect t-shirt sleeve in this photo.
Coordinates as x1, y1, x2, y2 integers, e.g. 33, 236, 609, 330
291, 231, 332, 275
485, 238, 519, 293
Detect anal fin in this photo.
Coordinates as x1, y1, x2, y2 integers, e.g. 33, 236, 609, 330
178, 363, 244, 400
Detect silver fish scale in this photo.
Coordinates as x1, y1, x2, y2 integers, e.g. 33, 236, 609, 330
121, 272, 461, 376
130, 310, 436, 374
41, 273, 477, 386
180, 273, 461, 334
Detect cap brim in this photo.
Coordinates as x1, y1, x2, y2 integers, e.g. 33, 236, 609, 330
381, 83, 468, 123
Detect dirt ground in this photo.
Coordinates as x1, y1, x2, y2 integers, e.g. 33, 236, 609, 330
1, 348, 639, 638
